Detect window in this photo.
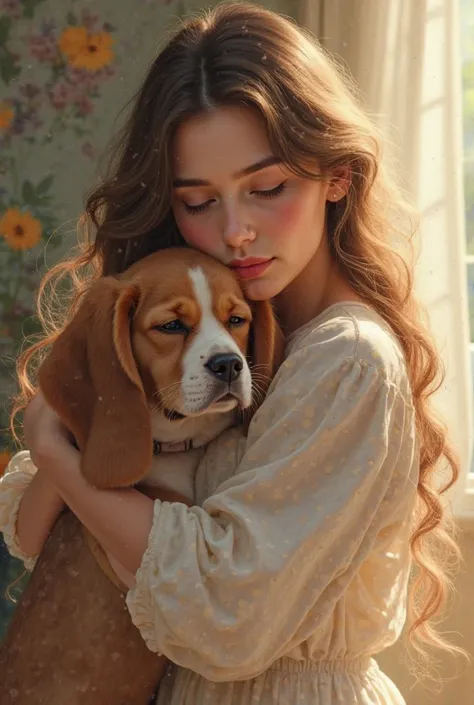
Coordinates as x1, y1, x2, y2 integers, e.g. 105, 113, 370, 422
300, 0, 474, 511
462, 0, 474, 341
461, 0, 474, 491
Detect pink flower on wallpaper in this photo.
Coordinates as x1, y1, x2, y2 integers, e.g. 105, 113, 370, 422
19, 83, 42, 100
48, 73, 109, 117
76, 96, 93, 116
68, 66, 97, 89
81, 9, 101, 32
8, 97, 43, 136
9, 83, 44, 133
0, 0, 22, 19
47, 65, 115, 114
49, 81, 73, 110
28, 34, 58, 64
48, 78, 90, 111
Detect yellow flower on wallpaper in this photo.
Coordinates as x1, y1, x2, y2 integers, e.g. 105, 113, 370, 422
0, 103, 14, 130
0, 208, 42, 251
59, 26, 88, 57
59, 26, 114, 71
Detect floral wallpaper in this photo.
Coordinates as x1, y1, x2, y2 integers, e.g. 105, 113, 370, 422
0, 0, 119, 470
0, 0, 298, 641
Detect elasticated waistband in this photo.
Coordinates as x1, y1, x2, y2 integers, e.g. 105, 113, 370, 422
268, 656, 377, 675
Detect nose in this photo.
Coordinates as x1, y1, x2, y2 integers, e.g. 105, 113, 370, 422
223, 209, 256, 248
206, 353, 243, 384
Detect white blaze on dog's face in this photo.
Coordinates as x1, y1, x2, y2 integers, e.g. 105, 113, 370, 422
182, 267, 252, 414
130, 252, 253, 418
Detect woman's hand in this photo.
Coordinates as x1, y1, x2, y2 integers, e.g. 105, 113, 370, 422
22, 392, 154, 576
23, 392, 73, 470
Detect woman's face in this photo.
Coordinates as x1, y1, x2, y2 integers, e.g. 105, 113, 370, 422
171, 105, 337, 301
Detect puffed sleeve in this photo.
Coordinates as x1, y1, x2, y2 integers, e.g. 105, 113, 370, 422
0, 451, 39, 572
126, 333, 418, 682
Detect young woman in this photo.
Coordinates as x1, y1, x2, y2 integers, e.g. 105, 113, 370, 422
0, 3, 462, 703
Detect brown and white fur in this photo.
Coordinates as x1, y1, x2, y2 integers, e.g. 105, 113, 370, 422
0, 248, 282, 705
38, 247, 281, 504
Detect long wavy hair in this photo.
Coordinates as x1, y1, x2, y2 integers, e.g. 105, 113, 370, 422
11, 1, 464, 675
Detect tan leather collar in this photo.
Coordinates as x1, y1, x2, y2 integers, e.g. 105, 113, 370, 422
152, 439, 194, 454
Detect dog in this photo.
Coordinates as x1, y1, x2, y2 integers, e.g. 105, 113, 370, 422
37, 247, 279, 501
0, 247, 282, 705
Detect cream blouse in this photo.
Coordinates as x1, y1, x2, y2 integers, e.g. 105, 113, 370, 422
0, 303, 419, 704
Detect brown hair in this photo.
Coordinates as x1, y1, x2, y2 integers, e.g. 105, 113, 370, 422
12, 1, 464, 674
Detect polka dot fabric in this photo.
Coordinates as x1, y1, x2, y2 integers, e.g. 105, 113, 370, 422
127, 304, 418, 704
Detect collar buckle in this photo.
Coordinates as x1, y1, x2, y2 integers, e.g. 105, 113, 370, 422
153, 439, 194, 455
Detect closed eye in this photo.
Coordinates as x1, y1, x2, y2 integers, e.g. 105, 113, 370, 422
251, 181, 287, 199
183, 199, 215, 215
182, 181, 287, 216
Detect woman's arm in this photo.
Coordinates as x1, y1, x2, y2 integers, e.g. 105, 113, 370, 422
23, 392, 155, 575
33, 437, 154, 575
21, 341, 417, 682
15, 470, 65, 557
120, 349, 417, 681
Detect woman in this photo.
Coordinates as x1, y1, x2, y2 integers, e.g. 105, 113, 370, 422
0, 3, 462, 703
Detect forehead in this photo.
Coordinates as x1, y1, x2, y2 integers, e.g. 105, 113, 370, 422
137, 261, 246, 309
172, 105, 272, 180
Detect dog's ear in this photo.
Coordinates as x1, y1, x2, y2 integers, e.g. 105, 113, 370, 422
245, 300, 284, 423
38, 277, 152, 490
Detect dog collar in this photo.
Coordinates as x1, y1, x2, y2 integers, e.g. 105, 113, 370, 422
153, 438, 194, 455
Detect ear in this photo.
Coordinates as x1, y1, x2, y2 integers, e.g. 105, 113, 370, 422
245, 300, 284, 423
326, 166, 351, 202
38, 278, 152, 490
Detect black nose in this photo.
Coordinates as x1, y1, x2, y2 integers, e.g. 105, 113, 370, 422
206, 353, 243, 384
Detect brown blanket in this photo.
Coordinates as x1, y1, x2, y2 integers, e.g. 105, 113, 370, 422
0, 510, 167, 705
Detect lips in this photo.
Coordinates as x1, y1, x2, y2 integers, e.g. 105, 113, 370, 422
229, 257, 270, 267
229, 257, 273, 280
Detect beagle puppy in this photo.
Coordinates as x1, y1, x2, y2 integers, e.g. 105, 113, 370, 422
38, 247, 281, 503
0, 249, 282, 705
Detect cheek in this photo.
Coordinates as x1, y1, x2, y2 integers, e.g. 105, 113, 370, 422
268, 193, 321, 238
152, 355, 183, 397
136, 335, 184, 396
273, 200, 303, 229
230, 325, 251, 356
175, 214, 219, 254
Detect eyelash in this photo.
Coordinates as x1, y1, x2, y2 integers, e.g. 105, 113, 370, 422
183, 181, 287, 215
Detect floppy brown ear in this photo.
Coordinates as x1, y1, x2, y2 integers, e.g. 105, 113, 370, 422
246, 300, 284, 420
37, 277, 152, 490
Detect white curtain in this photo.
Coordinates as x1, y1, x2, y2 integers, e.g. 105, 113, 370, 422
300, 0, 473, 512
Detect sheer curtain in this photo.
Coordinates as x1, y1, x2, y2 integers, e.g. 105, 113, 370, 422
300, 0, 472, 512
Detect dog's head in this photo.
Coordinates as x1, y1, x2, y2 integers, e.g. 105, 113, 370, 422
38, 248, 282, 489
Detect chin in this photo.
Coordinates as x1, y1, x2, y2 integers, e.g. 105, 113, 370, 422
242, 278, 281, 301
244, 266, 293, 301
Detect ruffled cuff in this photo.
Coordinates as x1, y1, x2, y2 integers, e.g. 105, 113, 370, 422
125, 499, 165, 654
0, 450, 39, 572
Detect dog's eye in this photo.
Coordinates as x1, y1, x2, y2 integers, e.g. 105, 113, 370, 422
228, 316, 246, 328
156, 320, 188, 334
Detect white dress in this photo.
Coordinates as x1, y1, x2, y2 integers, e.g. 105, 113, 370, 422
0, 303, 419, 704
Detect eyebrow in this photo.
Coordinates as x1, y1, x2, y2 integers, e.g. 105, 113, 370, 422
172, 155, 282, 189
